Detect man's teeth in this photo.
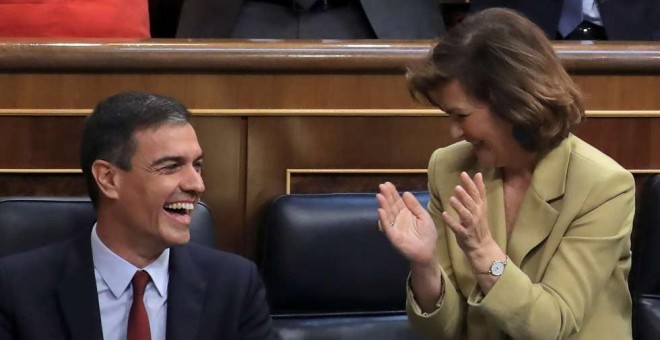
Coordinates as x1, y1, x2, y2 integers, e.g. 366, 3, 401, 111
164, 202, 194, 211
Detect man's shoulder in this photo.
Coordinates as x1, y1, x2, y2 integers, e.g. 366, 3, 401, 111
0, 237, 84, 294
0, 237, 76, 272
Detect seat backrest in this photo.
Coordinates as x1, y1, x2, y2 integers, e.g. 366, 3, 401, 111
0, 196, 216, 257
261, 192, 429, 339
630, 175, 660, 340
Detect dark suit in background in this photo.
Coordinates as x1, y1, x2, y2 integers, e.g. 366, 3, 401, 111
176, 0, 446, 39
470, 0, 658, 40
0, 234, 273, 340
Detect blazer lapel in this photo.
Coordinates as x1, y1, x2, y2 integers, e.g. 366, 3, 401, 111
166, 246, 207, 340
508, 137, 572, 266
482, 166, 508, 252
57, 235, 104, 340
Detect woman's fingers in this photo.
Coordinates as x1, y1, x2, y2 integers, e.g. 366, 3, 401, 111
379, 182, 408, 221
441, 211, 466, 237
460, 171, 482, 204
474, 172, 487, 203
449, 195, 474, 226
454, 185, 477, 213
377, 208, 394, 232
402, 191, 425, 218
376, 193, 395, 226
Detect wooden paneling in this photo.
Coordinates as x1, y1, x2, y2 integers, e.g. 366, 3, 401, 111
0, 41, 658, 259
0, 116, 83, 168
288, 172, 428, 194
573, 76, 660, 110
574, 118, 660, 170
0, 74, 415, 109
0, 174, 86, 196
190, 117, 246, 253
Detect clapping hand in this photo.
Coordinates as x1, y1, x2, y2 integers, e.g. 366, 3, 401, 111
441, 172, 495, 256
376, 182, 437, 266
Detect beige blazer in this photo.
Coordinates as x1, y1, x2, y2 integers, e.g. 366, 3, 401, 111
407, 134, 634, 339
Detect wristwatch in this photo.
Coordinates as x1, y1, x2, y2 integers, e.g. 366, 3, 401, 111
487, 257, 508, 277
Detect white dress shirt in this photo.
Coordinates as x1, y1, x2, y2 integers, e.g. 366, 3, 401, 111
91, 225, 170, 340
583, 0, 603, 26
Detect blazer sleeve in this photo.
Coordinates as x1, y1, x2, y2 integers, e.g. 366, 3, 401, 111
406, 148, 467, 339
467, 168, 635, 339
238, 261, 278, 340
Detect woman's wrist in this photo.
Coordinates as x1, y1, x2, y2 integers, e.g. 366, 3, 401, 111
409, 261, 443, 313
466, 240, 505, 274
410, 259, 437, 275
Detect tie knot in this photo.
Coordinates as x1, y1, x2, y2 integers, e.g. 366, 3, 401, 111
132, 270, 150, 297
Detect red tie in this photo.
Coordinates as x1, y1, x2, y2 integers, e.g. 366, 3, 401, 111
127, 270, 151, 340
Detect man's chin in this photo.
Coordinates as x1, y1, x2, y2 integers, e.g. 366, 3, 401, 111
164, 233, 191, 247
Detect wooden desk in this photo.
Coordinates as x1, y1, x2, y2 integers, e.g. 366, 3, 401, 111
0, 40, 658, 258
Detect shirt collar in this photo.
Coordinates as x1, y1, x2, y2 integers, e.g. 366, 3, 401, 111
91, 224, 170, 298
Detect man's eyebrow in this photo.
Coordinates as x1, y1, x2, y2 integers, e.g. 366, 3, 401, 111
151, 156, 185, 167
151, 154, 204, 166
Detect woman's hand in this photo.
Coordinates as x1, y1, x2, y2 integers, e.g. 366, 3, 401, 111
441, 172, 497, 257
377, 182, 437, 266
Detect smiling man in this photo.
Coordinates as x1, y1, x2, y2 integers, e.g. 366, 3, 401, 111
0, 92, 276, 340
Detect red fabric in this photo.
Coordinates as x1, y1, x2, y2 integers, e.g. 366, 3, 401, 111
128, 270, 151, 340
0, 0, 150, 38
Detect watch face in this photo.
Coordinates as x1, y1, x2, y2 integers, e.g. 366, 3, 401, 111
491, 261, 505, 276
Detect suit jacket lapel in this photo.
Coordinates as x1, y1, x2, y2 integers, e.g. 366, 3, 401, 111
166, 245, 206, 340
360, 0, 445, 38
508, 137, 572, 266
57, 234, 104, 340
177, 0, 244, 38
482, 166, 508, 253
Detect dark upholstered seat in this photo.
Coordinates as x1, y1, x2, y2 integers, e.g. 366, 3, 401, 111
261, 192, 429, 340
630, 175, 660, 340
0, 196, 215, 257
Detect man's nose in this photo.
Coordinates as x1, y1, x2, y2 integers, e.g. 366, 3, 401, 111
182, 165, 205, 195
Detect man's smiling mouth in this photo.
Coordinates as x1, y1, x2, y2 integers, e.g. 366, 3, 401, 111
163, 202, 194, 216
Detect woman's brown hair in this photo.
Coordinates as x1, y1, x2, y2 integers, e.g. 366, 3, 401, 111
408, 8, 585, 153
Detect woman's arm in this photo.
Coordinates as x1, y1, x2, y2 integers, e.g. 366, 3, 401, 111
470, 168, 635, 339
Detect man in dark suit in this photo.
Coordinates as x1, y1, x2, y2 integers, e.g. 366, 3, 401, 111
470, 0, 658, 40
0, 92, 276, 340
176, 0, 445, 39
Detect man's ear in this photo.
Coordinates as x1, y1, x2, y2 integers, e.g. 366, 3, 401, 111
91, 160, 120, 200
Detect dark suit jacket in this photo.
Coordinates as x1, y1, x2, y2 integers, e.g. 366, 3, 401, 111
470, 0, 658, 40
176, 0, 445, 39
0, 233, 275, 340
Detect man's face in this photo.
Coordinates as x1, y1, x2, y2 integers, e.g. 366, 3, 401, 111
114, 122, 205, 252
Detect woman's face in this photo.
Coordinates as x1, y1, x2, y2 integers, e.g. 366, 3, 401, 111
429, 80, 527, 169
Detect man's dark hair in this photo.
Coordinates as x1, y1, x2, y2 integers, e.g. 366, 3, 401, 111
80, 92, 191, 208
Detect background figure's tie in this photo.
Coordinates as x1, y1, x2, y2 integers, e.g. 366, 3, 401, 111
294, 0, 322, 10
127, 270, 151, 340
558, 0, 583, 37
